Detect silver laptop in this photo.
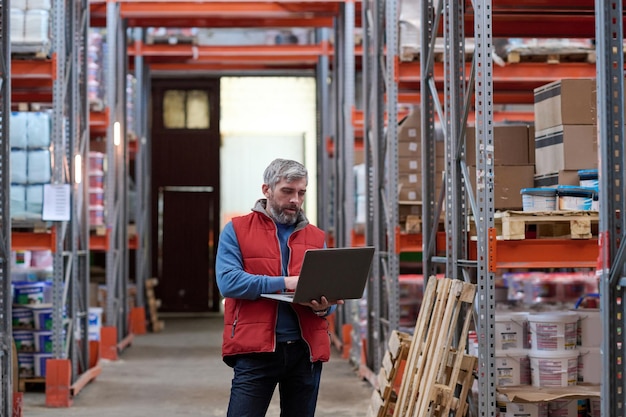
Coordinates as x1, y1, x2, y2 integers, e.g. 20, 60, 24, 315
261, 246, 375, 303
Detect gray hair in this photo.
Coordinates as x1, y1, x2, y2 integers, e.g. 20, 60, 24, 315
263, 158, 308, 190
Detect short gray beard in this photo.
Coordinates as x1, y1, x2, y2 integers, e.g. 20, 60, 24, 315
268, 204, 297, 225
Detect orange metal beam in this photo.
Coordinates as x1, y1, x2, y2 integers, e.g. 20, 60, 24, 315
90, 1, 361, 28
12, 228, 57, 252
131, 42, 328, 65
469, 239, 598, 269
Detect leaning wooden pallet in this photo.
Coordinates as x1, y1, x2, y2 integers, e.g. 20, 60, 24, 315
368, 330, 412, 416
392, 276, 477, 417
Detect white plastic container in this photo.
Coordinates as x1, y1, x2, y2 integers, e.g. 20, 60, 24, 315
578, 347, 601, 384
88, 307, 103, 341
529, 349, 579, 388
575, 309, 601, 348
88, 151, 105, 172
89, 205, 105, 226
11, 250, 32, 270
528, 311, 578, 351
521, 188, 557, 212
495, 312, 528, 350
496, 349, 531, 386
556, 186, 594, 211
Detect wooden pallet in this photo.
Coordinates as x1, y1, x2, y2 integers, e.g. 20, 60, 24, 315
145, 278, 164, 333
392, 276, 477, 417
18, 377, 45, 393
368, 330, 412, 417
506, 50, 596, 64
469, 210, 599, 240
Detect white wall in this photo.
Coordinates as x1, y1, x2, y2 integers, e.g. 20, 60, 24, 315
220, 77, 318, 228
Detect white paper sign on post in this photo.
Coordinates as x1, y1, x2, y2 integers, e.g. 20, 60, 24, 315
42, 184, 71, 221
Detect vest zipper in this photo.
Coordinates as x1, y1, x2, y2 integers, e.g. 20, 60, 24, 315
231, 301, 241, 338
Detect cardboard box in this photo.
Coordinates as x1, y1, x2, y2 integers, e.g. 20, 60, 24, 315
398, 139, 444, 158
399, 155, 445, 174
398, 172, 443, 202
470, 165, 535, 210
398, 107, 421, 142
533, 79, 596, 131
466, 124, 531, 165
534, 170, 580, 188
534, 125, 597, 176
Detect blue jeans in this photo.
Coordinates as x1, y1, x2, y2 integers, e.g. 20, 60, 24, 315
227, 340, 323, 417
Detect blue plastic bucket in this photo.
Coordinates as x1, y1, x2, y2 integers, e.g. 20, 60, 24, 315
33, 353, 53, 377
521, 188, 557, 212
12, 306, 34, 329
13, 281, 46, 305
33, 330, 53, 353
17, 353, 34, 378
13, 330, 34, 353
32, 306, 53, 330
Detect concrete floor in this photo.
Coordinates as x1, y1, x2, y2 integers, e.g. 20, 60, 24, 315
22, 316, 373, 416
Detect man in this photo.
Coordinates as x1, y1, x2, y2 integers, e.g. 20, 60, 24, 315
216, 158, 342, 417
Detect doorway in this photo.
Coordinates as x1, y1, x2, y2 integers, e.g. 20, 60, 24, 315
150, 78, 221, 313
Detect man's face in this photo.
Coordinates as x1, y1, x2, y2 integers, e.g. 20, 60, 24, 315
263, 177, 307, 225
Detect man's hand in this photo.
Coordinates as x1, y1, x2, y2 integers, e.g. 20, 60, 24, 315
303, 296, 344, 316
284, 275, 299, 291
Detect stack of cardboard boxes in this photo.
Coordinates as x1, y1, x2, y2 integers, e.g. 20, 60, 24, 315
467, 124, 535, 210
397, 108, 444, 231
532, 79, 598, 187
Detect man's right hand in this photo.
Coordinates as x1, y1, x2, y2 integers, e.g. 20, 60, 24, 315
284, 275, 299, 291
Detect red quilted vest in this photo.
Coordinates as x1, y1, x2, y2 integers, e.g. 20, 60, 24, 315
222, 209, 330, 364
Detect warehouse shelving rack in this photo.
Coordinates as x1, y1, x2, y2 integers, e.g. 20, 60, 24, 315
353, 1, 624, 417
41, 0, 98, 406
7, 0, 102, 407
0, 0, 12, 413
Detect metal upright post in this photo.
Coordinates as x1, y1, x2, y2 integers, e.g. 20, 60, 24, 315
420, 0, 440, 283
0, 0, 12, 411
68, 0, 91, 381
316, 27, 331, 238
473, 1, 496, 415
383, 0, 400, 349
104, 1, 129, 348
362, 0, 385, 376
444, 0, 468, 281
595, 1, 626, 416
50, 0, 70, 362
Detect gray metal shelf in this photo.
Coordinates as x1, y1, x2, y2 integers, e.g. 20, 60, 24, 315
356, 2, 625, 417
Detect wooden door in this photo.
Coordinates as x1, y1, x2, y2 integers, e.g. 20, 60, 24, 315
150, 78, 220, 313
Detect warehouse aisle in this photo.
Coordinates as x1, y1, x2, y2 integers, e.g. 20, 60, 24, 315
22, 316, 373, 416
